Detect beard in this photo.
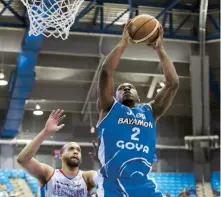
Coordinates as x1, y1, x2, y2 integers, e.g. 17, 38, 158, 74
122, 96, 136, 107
121, 92, 137, 103
64, 157, 81, 168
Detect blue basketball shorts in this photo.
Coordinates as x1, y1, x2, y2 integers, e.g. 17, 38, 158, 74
96, 171, 163, 197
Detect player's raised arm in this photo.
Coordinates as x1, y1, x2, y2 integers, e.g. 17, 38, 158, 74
150, 25, 179, 121
97, 23, 131, 112
17, 109, 66, 185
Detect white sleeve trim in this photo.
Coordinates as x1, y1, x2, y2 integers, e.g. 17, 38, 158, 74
144, 102, 153, 111
96, 98, 117, 128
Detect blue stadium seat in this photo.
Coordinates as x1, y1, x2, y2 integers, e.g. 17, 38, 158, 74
149, 173, 197, 196
0, 172, 14, 196
24, 174, 40, 195
1, 169, 197, 197
0, 169, 40, 196
211, 172, 220, 194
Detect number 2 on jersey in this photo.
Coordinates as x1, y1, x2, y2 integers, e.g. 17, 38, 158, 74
131, 127, 140, 141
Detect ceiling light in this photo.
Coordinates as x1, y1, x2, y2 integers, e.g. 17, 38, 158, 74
0, 72, 5, 79
33, 110, 43, 116
0, 71, 8, 86
36, 104, 41, 110
156, 88, 162, 93
159, 82, 165, 87
33, 104, 43, 116
0, 79, 8, 86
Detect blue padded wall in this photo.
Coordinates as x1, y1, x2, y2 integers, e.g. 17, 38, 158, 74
0, 32, 44, 138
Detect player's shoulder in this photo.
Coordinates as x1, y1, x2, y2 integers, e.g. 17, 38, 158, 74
41, 163, 55, 179
82, 170, 98, 186
82, 170, 97, 178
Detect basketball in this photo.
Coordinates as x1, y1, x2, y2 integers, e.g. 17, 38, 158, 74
127, 14, 160, 44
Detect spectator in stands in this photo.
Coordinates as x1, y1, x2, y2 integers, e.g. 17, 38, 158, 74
17, 109, 98, 197
213, 189, 220, 197
0, 185, 9, 197
0, 191, 9, 197
188, 185, 196, 194
0, 185, 6, 191
178, 190, 191, 197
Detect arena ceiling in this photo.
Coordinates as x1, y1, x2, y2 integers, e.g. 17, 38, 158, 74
0, 29, 191, 116
0, 0, 220, 140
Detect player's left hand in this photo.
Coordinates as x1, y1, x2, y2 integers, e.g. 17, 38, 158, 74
148, 24, 164, 50
44, 109, 66, 134
122, 19, 135, 44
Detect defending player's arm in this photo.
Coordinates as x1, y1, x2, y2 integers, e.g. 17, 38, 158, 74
89, 141, 101, 167
150, 26, 179, 121
97, 23, 131, 112
83, 171, 98, 195
17, 109, 65, 185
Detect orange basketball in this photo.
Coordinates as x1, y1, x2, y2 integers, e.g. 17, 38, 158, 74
127, 14, 160, 44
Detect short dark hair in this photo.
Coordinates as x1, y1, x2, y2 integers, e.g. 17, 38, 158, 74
60, 143, 69, 154
60, 142, 80, 154
117, 83, 136, 91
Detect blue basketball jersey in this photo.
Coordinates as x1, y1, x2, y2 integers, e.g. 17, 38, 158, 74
96, 99, 156, 180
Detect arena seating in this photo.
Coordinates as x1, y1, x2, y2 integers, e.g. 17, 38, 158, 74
211, 172, 220, 195
0, 169, 198, 197
149, 173, 197, 197
25, 174, 40, 195
0, 170, 15, 195
0, 169, 40, 196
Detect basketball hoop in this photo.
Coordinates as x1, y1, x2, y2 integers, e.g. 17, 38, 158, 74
21, 0, 84, 40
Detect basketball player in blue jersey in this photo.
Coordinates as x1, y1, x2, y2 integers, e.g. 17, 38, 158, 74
95, 23, 179, 197
17, 109, 98, 197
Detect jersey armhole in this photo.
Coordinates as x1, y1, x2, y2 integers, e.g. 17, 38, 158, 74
96, 98, 117, 128
144, 102, 153, 111
82, 171, 93, 196
82, 171, 87, 185
82, 171, 98, 186
40, 169, 55, 189
144, 102, 157, 126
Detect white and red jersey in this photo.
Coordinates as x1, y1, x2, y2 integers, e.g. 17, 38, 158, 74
41, 169, 88, 197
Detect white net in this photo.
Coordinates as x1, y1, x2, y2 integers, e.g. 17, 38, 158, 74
21, 0, 84, 40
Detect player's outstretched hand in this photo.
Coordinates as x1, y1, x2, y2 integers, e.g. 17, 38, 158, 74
89, 141, 100, 163
44, 109, 66, 134
148, 24, 164, 50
